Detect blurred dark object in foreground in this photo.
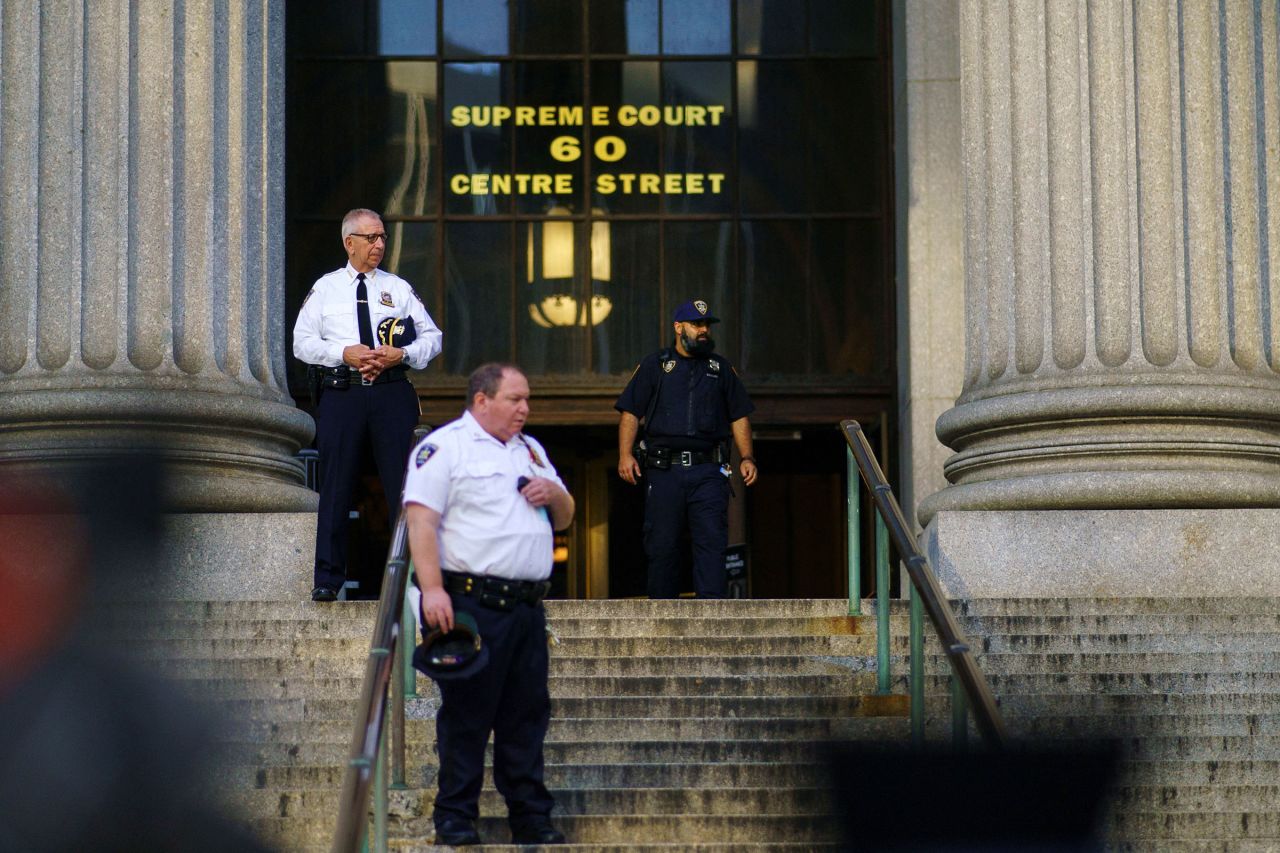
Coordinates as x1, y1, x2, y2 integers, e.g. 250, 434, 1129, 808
828, 743, 1119, 852
0, 457, 272, 852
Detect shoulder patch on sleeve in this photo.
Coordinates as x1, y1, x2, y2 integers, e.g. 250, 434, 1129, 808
414, 443, 438, 468
301, 288, 316, 307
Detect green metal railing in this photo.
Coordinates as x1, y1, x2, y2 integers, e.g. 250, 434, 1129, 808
332, 427, 432, 853
842, 419, 1007, 749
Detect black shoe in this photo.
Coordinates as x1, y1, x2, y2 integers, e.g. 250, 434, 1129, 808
434, 818, 481, 846
511, 823, 565, 845
310, 585, 338, 602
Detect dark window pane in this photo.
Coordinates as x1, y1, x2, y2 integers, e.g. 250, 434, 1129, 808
737, 60, 805, 212
665, 221, 737, 357
378, 0, 436, 55
519, 220, 588, 374
662, 0, 730, 54
515, 0, 582, 53
285, 220, 346, 387
809, 0, 878, 56
445, 223, 513, 374
590, 61, 661, 213
513, 62, 584, 214
739, 219, 807, 375
663, 62, 733, 213
443, 63, 512, 214
590, 0, 659, 54
288, 61, 439, 218
592, 221, 660, 374
443, 0, 509, 56
808, 60, 883, 212
810, 219, 886, 378
287, 2, 366, 55
737, 0, 804, 54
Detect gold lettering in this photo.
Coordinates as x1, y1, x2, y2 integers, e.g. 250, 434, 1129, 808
558, 106, 583, 125
554, 174, 573, 194
515, 174, 533, 193
708, 173, 726, 192
538, 106, 555, 125
592, 172, 727, 194
663, 173, 683, 194
596, 174, 616, 194
663, 106, 683, 126
618, 174, 637, 192
707, 106, 726, 125
492, 106, 512, 126
516, 106, 536, 126
490, 174, 512, 194
532, 174, 552, 193
637, 105, 660, 126
592, 106, 610, 126
451, 106, 471, 127
450, 174, 470, 193
685, 173, 704, 193
685, 105, 706, 126
639, 174, 660, 192
617, 105, 638, 126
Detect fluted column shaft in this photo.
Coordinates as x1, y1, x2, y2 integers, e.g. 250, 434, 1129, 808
922, 0, 1280, 522
0, 0, 314, 511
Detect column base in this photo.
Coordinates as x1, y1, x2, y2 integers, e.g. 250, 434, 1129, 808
924, 509, 1280, 598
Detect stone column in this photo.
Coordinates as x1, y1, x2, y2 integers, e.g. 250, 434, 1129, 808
920, 0, 1280, 524
0, 0, 315, 513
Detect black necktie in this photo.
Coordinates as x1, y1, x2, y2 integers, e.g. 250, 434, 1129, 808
355, 273, 375, 348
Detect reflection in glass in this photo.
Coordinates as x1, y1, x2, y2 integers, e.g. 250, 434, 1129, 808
739, 220, 807, 374
516, 0, 583, 53
444, 223, 512, 374
593, 221, 659, 374
443, 63, 510, 215
665, 222, 736, 356
663, 62, 732, 214
663, 0, 730, 54
383, 63, 438, 223
737, 0, 804, 54
288, 61, 438, 218
810, 219, 885, 378
443, 0, 509, 56
379, 0, 436, 55
808, 60, 882, 212
591, 61, 661, 213
589, 0, 659, 54
738, 61, 804, 212
810, 0, 878, 56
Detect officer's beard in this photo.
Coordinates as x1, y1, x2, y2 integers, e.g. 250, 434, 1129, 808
681, 330, 716, 356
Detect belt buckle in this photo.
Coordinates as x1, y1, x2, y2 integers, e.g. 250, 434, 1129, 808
360, 374, 373, 386
679, 451, 692, 466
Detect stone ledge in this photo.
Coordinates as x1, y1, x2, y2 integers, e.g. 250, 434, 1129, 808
150, 513, 315, 601
924, 509, 1280, 598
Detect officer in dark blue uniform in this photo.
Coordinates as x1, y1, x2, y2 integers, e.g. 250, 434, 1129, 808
616, 299, 758, 598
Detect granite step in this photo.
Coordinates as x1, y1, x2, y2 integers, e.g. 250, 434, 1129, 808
961, 651, 1280, 675
980, 633, 1280, 654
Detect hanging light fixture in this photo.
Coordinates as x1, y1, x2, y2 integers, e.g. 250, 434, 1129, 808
527, 206, 612, 328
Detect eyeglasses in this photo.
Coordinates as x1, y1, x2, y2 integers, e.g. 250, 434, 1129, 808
349, 232, 389, 244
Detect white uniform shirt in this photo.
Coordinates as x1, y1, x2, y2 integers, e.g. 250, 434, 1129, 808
292, 263, 443, 369
402, 411, 563, 581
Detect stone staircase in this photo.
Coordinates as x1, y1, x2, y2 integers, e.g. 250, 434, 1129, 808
129, 599, 907, 851
122, 596, 1280, 851
946, 597, 1280, 852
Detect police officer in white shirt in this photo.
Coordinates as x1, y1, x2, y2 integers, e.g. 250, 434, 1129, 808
293, 208, 442, 602
403, 363, 573, 847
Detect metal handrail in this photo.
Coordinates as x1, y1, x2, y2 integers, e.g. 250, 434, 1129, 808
331, 428, 431, 853
840, 419, 1008, 748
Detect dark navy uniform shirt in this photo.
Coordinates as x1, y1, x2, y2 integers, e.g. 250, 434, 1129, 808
615, 348, 755, 451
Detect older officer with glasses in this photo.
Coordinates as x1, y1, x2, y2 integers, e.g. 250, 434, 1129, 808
293, 207, 442, 602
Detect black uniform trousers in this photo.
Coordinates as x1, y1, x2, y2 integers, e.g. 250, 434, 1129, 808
643, 461, 730, 599
433, 593, 555, 832
313, 378, 419, 591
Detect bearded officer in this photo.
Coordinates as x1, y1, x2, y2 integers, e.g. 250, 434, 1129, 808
403, 363, 573, 847
293, 207, 442, 602
615, 299, 758, 599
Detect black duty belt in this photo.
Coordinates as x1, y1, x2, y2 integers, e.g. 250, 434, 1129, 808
442, 571, 550, 611
321, 364, 407, 387
645, 446, 723, 468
